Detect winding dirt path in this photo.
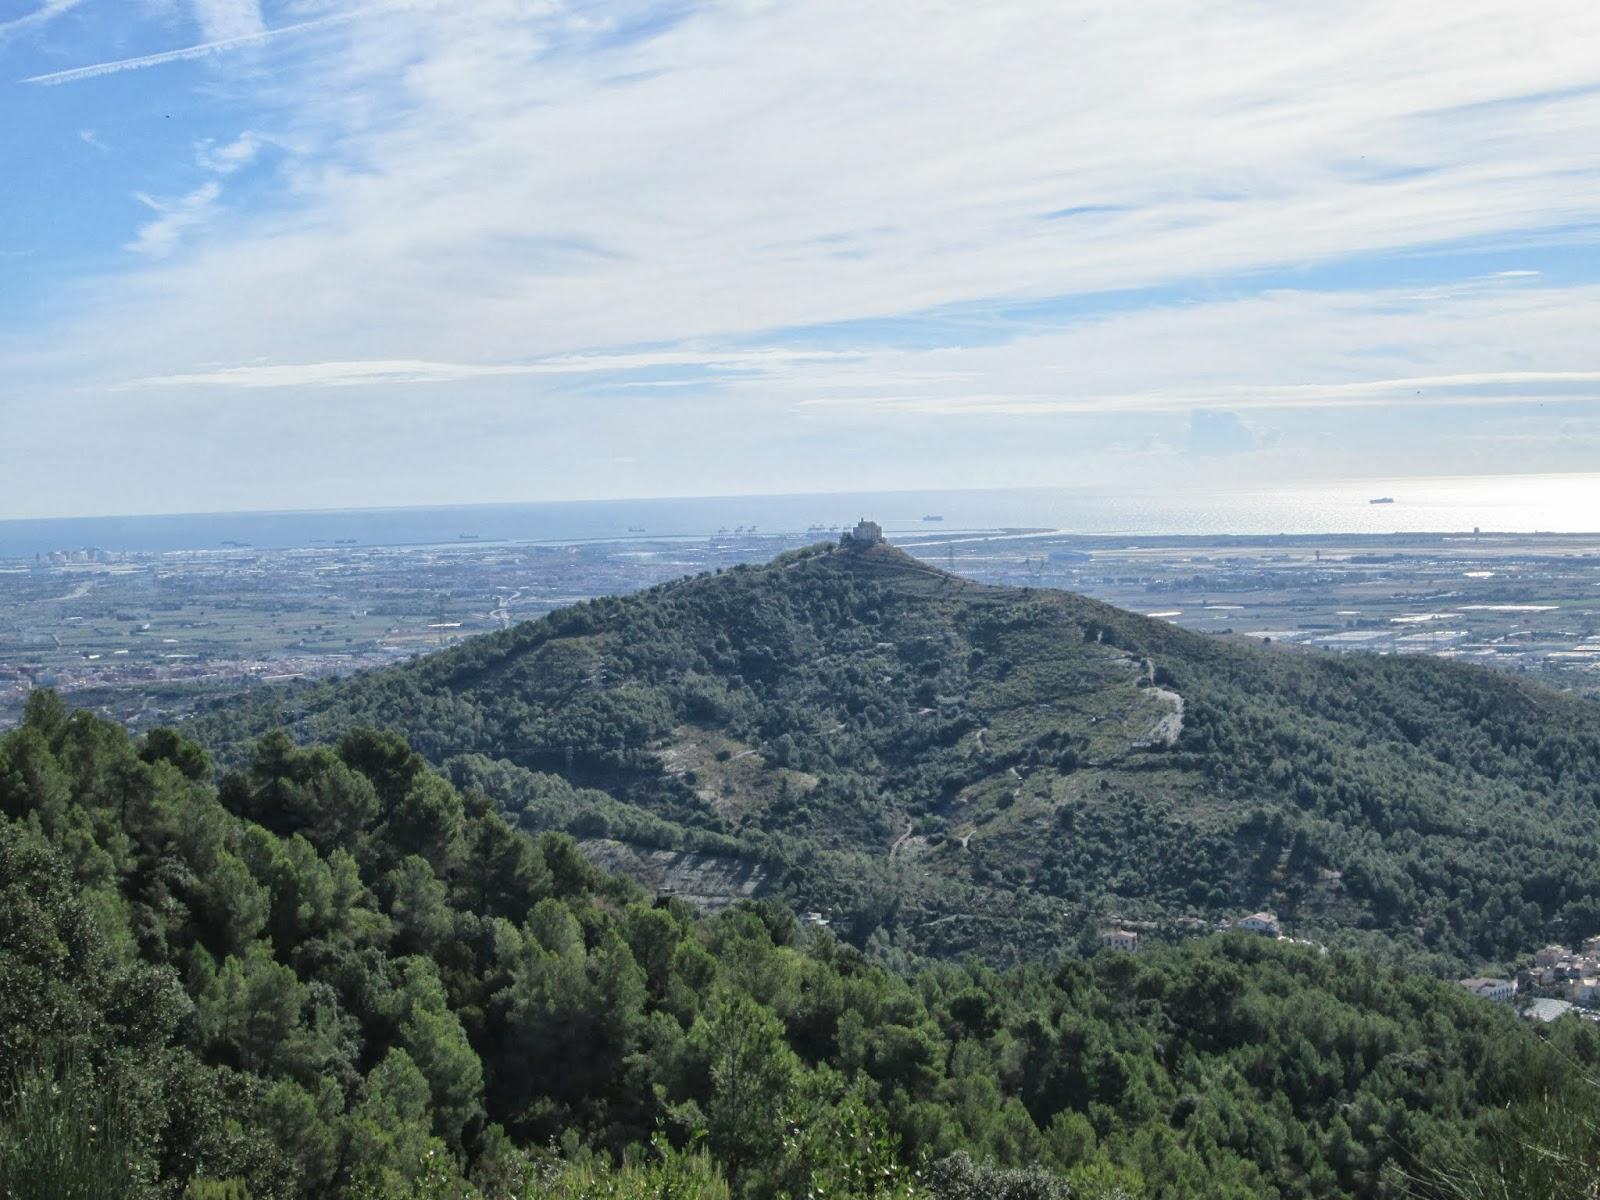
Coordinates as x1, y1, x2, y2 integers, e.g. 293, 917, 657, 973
888, 817, 914, 859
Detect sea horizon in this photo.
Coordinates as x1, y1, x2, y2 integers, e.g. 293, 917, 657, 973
5, 471, 1600, 559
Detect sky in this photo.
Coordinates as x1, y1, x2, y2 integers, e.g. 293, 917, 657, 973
2, 0, 1599, 519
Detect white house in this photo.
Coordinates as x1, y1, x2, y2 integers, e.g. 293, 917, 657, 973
1101, 929, 1139, 952
1459, 977, 1517, 1004
1240, 911, 1281, 937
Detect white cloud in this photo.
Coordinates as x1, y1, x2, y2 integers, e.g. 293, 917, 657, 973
110, 279, 1600, 429
196, 131, 262, 173
43, 1, 1595, 362
752, 279, 1600, 419
190, 0, 263, 42
1189, 410, 1261, 457
0, 0, 82, 39
118, 347, 845, 389
126, 182, 223, 258
9, 0, 1600, 512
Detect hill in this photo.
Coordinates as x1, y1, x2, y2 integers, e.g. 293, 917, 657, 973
192, 540, 1600, 970
3, 697, 1596, 1198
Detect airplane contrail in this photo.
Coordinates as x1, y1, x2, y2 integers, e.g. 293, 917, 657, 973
0, 0, 85, 39
21, 14, 340, 85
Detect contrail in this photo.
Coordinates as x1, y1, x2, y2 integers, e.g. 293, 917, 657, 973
21, 14, 339, 85
0, 0, 85, 39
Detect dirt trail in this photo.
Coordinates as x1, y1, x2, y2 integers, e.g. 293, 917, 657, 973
1143, 687, 1185, 745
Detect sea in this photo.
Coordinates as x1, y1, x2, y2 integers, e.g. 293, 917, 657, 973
4, 473, 1599, 560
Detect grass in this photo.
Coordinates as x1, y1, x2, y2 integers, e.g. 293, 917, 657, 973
0, 1063, 140, 1200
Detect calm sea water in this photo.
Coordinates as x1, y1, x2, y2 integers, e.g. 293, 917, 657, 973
4, 474, 1599, 559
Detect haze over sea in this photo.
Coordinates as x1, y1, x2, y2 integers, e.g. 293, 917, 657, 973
3, 473, 1598, 560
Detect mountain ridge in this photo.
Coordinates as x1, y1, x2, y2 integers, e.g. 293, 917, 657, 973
191, 539, 1600, 971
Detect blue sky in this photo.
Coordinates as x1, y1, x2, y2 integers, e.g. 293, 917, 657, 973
3, 0, 1600, 518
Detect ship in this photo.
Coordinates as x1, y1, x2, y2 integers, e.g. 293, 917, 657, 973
1368, 497, 1395, 505
922, 514, 944, 522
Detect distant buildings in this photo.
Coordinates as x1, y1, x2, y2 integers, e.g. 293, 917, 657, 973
1527, 942, 1600, 991
1535, 944, 1568, 969
39, 546, 118, 565
1101, 929, 1139, 952
1512, 938, 1600, 1016
1571, 977, 1600, 1005
1459, 977, 1517, 1004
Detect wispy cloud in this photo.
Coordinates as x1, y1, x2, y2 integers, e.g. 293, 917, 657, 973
126, 182, 223, 258
21, 15, 334, 85
190, 0, 264, 43
116, 348, 846, 389
0, 0, 83, 39
805, 387, 1600, 419
195, 131, 262, 173
1222, 371, 1600, 403
58, 1, 1597, 357
9, 0, 1600, 513
774, 283, 1600, 418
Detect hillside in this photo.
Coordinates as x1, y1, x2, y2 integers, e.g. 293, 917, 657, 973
3, 697, 1595, 1199
192, 540, 1600, 970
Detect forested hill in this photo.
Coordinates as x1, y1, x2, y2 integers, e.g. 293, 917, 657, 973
3, 697, 1596, 1198
192, 540, 1600, 970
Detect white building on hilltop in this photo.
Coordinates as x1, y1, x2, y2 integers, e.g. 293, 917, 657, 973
842, 518, 883, 547
1101, 929, 1139, 952
1240, 911, 1281, 937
